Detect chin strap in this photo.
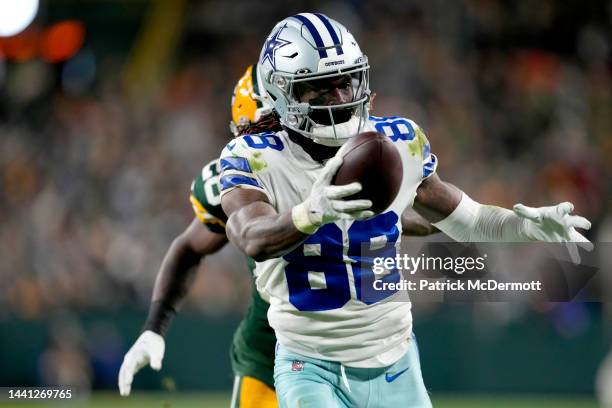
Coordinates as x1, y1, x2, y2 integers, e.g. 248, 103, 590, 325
311, 115, 367, 146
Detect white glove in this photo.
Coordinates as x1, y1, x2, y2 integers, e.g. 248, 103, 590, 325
118, 330, 165, 397
513, 201, 593, 263
292, 156, 374, 234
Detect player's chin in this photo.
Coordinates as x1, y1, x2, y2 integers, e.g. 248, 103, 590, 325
310, 107, 354, 126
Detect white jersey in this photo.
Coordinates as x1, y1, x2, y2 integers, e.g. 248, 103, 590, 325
219, 115, 438, 368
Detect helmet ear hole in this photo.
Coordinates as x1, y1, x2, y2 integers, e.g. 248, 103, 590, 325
272, 76, 288, 91
287, 115, 299, 126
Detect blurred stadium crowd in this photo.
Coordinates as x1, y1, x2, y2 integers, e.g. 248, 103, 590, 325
0, 0, 610, 394
0, 0, 610, 323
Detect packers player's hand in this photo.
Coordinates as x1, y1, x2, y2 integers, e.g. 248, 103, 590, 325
292, 156, 374, 234
118, 330, 165, 396
513, 201, 593, 264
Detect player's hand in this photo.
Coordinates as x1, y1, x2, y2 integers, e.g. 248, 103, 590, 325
118, 330, 165, 397
513, 201, 593, 264
292, 156, 374, 234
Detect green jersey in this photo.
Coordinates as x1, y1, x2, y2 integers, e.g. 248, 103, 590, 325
190, 159, 276, 388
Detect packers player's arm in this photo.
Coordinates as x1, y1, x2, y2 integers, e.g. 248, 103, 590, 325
412, 173, 592, 262
144, 217, 227, 336
119, 217, 227, 397
401, 207, 439, 236
119, 160, 230, 398
222, 188, 309, 262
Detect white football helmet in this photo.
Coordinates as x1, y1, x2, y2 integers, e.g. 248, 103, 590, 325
257, 13, 370, 146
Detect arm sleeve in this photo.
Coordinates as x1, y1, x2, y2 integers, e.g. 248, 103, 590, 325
432, 192, 531, 242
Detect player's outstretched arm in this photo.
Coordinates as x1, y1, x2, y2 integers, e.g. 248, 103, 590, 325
401, 207, 439, 236
118, 218, 227, 397
413, 173, 592, 263
222, 157, 373, 261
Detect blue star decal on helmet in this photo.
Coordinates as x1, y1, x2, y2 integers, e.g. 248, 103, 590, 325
260, 24, 290, 70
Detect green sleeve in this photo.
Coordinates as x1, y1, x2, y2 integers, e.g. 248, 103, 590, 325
190, 159, 227, 234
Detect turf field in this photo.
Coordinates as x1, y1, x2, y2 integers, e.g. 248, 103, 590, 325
6, 393, 598, 407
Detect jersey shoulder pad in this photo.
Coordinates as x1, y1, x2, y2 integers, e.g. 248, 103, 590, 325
222, 131, 286, 157
369, 115, 419, 142
368, 115, 437, 179
190, 159, 227, 233
218, 132, 285, 198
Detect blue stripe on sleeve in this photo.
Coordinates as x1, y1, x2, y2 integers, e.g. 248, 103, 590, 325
293, 14, 328, 58
220, 157, 252, 173
220, 174, 261, 191
369, 115, 400, 122
314, 13, 343, 55
423, 154, 437, 178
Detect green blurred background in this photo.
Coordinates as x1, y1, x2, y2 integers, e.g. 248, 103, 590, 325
0, 307, 608, 405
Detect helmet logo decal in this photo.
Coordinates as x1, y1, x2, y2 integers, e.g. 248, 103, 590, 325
261, 24, 291, 70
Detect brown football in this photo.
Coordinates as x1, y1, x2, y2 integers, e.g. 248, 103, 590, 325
332, 131, 403, 214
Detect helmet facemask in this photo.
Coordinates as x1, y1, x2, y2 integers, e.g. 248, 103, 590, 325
266, 59, 370, 146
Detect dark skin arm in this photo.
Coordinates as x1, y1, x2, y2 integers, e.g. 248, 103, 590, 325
401, 207, 439, 236
222, 189, 309, 262
145, 217, 227, 335
412, 173, 463, 223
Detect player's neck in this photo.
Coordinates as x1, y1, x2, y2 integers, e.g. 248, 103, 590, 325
285, 128, 339, 163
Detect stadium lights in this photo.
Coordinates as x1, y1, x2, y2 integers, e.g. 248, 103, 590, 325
0, 0, 39, 37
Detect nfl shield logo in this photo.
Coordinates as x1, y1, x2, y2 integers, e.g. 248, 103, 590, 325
291, 360, 304, 372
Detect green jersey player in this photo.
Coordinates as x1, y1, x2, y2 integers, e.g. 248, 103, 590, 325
118, 65, 283, 408
190, 158, 279, 407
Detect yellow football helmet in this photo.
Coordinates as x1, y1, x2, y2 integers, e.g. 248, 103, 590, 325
230, 64, 272, 136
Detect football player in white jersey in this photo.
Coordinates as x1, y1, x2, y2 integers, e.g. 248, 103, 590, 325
219, 13, 592, 408
118, 62, 437, 407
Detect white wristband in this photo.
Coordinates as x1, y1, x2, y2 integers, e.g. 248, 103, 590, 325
291, 201, 319, 235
